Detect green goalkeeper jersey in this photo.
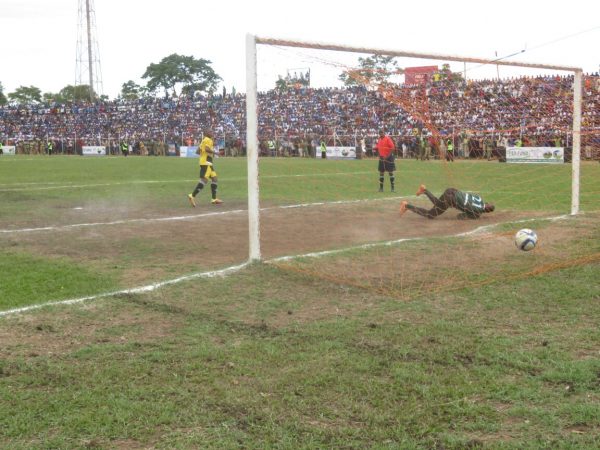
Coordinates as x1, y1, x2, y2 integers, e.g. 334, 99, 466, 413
454, 190, 486, 214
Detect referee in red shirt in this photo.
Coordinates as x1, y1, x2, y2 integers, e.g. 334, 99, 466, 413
376, 130, 396, 192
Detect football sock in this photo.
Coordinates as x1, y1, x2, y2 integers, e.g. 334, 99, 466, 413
192, 181, 205, 196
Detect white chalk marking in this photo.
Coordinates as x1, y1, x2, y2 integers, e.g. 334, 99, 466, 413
0, 197, 406, 234
269, 214, 571, 262
0, 262, 249, 318
0, 171, 373, 192
0, 212, 573, 318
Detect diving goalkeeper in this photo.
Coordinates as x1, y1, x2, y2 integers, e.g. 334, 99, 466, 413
399, 184, 495, 219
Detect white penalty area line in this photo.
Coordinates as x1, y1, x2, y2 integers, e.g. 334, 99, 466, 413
0, 196, 409, 234
0, 262, 250, 318
0, 214, 574, 319
0, 158, 39, 162
0, 209, 246, 234
0, 171, 373, 192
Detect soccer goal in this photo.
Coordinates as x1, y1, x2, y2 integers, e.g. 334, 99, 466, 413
244, 34, 597, 298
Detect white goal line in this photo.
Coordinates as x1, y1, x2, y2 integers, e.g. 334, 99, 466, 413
0, 214, 572, 319
268, 215, 572, 262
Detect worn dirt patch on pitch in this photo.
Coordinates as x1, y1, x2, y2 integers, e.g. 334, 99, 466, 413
0, 208, 597, 393
0, 197, 545, 288
270, 211, 599, 299
0, 297, 184, 359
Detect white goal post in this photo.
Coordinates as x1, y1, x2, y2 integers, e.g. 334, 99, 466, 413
245, 34, 583, 262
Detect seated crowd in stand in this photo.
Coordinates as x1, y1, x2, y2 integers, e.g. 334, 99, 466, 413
0, 73, 598, 159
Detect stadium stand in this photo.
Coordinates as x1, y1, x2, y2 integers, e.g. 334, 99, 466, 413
0, 74, 598, 159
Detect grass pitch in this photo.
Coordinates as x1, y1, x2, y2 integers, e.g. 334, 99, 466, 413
0, 155, 599, 448
1, 155, 598, 312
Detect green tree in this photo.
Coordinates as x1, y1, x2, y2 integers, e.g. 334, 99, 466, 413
339, 54, 401, 87
275, 76, 288, 94
180, 82, 209, 98
41, 85, 95, 104
59, 85, 96, 102
0, 82, 7, 105
436, 63, 464, 83
142, 53, 222, 97
8, 85, 42, 104
121, 80, 143, 100
42, 92, 56, 103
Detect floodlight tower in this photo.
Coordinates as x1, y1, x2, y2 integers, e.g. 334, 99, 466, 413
76, 0, 104, 101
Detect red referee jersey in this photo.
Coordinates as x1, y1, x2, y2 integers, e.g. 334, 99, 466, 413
376, 135, 395, 158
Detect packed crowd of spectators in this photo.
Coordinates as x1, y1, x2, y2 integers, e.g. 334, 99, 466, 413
1, 73, 598, 159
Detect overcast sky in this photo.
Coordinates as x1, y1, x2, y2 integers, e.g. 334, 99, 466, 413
1, 0, 599, 99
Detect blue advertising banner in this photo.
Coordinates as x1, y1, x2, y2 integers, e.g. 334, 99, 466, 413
179, 146, 198, 158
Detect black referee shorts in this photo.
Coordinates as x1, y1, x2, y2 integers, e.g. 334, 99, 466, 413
378, 154, 396, 172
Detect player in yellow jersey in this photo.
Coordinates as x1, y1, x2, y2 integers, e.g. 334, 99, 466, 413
188, 130, 223, 206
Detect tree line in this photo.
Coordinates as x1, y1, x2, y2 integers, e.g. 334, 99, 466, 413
0, 53, 420, 104
0, 53, 222, 105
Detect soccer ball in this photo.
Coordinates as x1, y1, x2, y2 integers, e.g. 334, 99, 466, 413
515, 228, 538, 251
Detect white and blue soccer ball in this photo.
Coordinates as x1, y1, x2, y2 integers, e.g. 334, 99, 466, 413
515, 228, 538, 251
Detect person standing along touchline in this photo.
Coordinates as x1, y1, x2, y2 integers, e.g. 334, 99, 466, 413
376, 130, 396, 192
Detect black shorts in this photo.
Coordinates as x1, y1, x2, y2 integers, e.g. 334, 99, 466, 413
378, 154, 395, 172
199, 164, 217, 179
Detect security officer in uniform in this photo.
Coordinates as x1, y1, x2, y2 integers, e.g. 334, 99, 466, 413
267, 139, 276, 157
120, 141, 129, 156
446, 137, 454, 162
483, 137, 493, 160
47, 140, 54, 155
320, 140, 327, 159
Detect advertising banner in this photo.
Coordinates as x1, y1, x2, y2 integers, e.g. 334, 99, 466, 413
318, 146, 356, 159
506, 147, 564, 163
1, 146, 16, 155
179, 146, 198, 158
82, 146, 106, 156
404, 66, 438, 85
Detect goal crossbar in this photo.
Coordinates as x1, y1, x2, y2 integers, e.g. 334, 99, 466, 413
254, 37, 582, 72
